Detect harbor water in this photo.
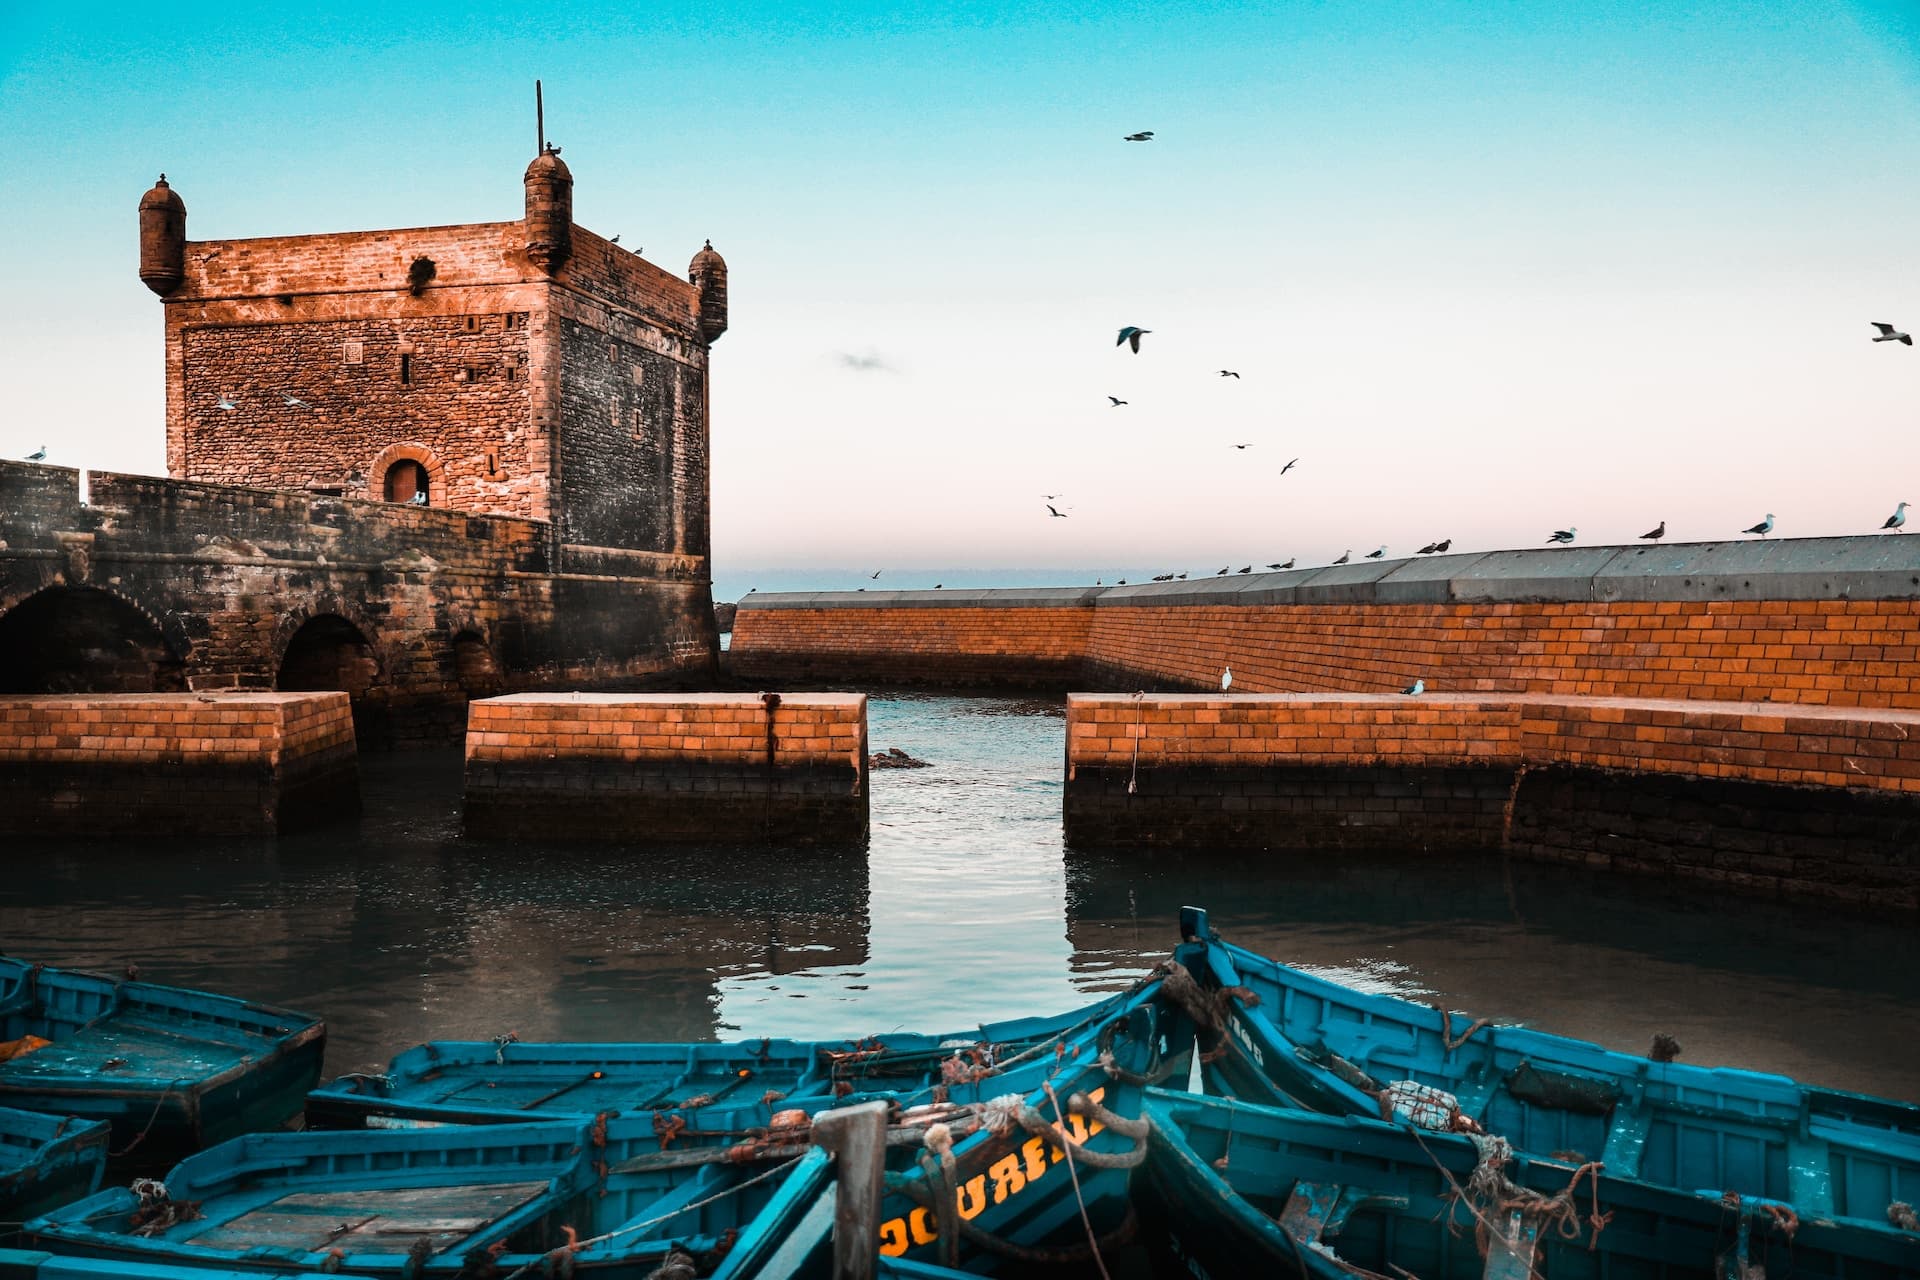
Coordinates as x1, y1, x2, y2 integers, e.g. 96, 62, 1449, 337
3, 690, 1916, 1101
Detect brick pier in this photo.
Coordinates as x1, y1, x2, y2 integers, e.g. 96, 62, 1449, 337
0, 692, 358, 834
1064, 694, 1920, 910
462, 693, 868, 842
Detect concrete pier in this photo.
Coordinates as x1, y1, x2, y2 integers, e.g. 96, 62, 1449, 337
462, 692, 869, 842
0, 692, 358, 834
1063, 694, 1920, 910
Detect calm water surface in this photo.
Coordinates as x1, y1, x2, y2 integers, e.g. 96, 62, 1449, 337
3, 691, 1916, 1100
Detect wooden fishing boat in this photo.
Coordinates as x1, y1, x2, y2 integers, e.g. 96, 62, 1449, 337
1174, 905, 1920, 1241
0, 959, 325, 1171
1138, 1088, 1920, 1279
0, 1107, 109, 1226
27, 975, 1188, 1276
306, 997, 1131, 1130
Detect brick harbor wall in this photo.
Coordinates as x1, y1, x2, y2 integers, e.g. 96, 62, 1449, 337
729, 539, 1920, 707
728, 589, 1102, 687
1063, 694, 1920, 910
0, 692, 358, 835
462, 693, 868, 842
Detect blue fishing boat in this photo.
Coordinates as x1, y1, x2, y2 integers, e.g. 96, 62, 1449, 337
1138, 1088, 1920, 1279
0, 1108, 109, 1226
306, 998, 1131, 1130
0, 959, 325, 1170
27, 977, 1187, 1275
1174, 906, 1920, 1241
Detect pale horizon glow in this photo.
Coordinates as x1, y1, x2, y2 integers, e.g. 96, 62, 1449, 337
2, 1, 1918, 593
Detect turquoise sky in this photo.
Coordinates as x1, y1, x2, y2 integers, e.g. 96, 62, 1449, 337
4, 1, 1917, 582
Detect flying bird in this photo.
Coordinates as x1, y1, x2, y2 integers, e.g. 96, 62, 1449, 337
215, 395, 237, 411
1280, 458, 1298, 475
281, 392, 310, 408
1743, 513, 1775, 538
1221, 665, 1233, 692
1116, 326, 1151, 353
1546, 527, 1577, 544
1872, 322, 1912, 346
24, 445, 47, 461
1402, 678, 1425, 696
1640, 520, 1665, 541
870, 570, 882, 579
1883, 502, 1909, 532
1043, 493, 1065, 500
1219, 370, 1240, 379
1046, 504, 1069, 518
1123, 131, 1155, 142
1230, 443, 1253, 450
1332, 550, 1351, 565
1108, 396, 1128, 407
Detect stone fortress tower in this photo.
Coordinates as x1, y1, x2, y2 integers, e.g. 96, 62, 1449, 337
137, 147, 726, 565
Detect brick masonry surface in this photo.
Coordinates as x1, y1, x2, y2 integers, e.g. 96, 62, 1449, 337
463, 693, 868, 842
0, 692, 358, 835
1063, 694, 1920, 910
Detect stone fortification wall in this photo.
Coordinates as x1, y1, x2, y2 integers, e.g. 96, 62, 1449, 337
1063, 693, 1920, 910
462, 693, 868, 842
729, 588, 1102, 687
0, 462, 716, 745
0, 692, 357, 834
731, 539, 1920, 707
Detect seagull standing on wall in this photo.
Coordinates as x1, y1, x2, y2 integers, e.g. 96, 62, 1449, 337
1221, 666, 1233, 692
23, 445, 47, 462
1743, 514, 1775, 538
1872, 322, 1913, 346
1332, 550, 1351, 565
1402, 678, 1425, 696
1366, 546, 1387, 559
1546, 527, 1577, 544
1116, 326, 1151, 353
1883, 502, 1909, 532
1640, 520, 1665, 541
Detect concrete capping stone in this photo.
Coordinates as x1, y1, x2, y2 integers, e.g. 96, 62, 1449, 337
735, 536, 1920, 610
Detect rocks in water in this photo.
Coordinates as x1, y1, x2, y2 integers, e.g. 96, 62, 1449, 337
870, 746, 931, 769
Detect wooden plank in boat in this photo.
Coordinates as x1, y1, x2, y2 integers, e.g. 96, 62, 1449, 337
186, 1181, 549, 1254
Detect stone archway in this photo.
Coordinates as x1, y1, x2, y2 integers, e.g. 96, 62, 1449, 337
452, 630, 504, 701
276, 614, 378, 699
0, 585, 186, 693
367, 443, 447, 507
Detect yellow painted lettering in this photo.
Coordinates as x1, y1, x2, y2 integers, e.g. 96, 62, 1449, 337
1020, 1136, 1049, 1182
988, 1152, 1027, 1205
908, 1207, 938, 1246
877, 1219, 908, 1257
957, 1174, 989, 1221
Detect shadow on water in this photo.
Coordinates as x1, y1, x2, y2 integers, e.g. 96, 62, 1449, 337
3, 689, 1916, 1100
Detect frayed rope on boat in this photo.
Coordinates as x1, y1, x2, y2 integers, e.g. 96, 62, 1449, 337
128, 1178, 203, 1237
1892, 1201, 1919, 1232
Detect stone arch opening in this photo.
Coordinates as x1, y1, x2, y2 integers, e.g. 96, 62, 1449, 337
277, 614, 378, 699
384, 459, 430, 505
453, 630, 503, 700
368, 443, 446, 508
0, 586, 186, 693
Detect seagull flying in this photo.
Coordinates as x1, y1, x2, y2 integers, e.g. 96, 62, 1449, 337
1884, 502, 1910, 532
1280, 457, 1298, 475
1366, 545, 1386, 559
1116, 326, 1151, 353
1402, 678, 1425, 696
1546, 527, 1577, 544
1124, 131, 1155, 142
215, 395, 237, 411
870, 570, 882, 579
1043, 493, 1065, 500
1221, 665, 1233, 692
1332, 550, 1351, 565
1108, 396, 1128, 406
281, 392, 310, 408
24, 445, 47, 462
1872, 322, 1913, 346
1219, 370, 1240, 379
1046, 504, 1069, 518
1230, 443, 1253, 450
1743, 513, 1775, 538
1640, 520, 1665, 541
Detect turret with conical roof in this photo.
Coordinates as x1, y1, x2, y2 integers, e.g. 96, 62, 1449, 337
690, 240, 728, 344
523, 145, 573, 275
138, 174, 186, 296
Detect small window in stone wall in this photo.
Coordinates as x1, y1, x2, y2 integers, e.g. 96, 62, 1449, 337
399, 354, 412, 385
506, 313, 525, 331
464, 316, 480, 333
343, 340, 364, 365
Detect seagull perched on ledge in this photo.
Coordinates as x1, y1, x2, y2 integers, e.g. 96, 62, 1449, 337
1365, 545, 1387, 559
23, 445, 47, 462
1883, 501, 1909, 532
1332, 550, 1351, 565
1743, 513, 1775, 538
1640, 520, 1665, 541
1546, 527, 1577, 545
1402, 678, 1425, 696
1872, 322, 1912, 346
1221, 665, 1233, 692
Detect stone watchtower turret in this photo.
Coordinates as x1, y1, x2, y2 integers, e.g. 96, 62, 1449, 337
139, 153, 725, 565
